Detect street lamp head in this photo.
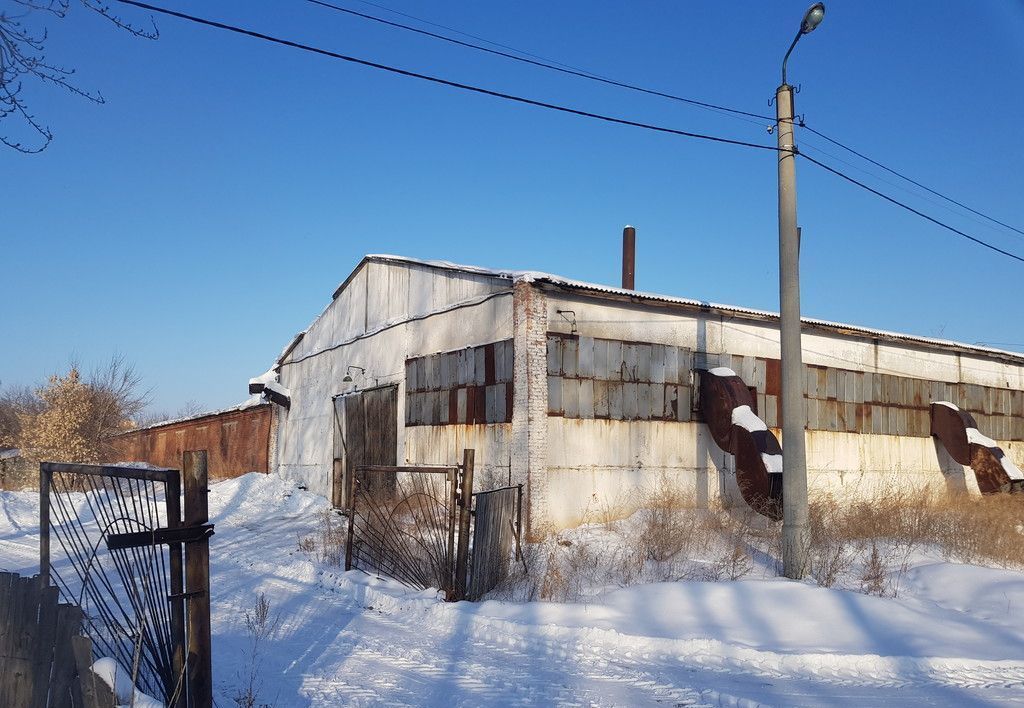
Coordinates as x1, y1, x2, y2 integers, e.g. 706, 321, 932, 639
800, 3, 825, 34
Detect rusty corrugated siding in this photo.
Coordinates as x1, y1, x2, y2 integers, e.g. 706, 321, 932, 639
107, 404, 272, 478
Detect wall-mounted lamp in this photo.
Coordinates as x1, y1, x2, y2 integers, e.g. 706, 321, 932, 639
556, 309, 578, 335
342, 365, 365, 383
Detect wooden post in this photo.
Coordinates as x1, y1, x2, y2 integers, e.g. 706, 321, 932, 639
39, 465, 50, 588
165, 471, 187, 708
453, 449, 475, 601
183, 451, 212, 708
446, 468, 457, 583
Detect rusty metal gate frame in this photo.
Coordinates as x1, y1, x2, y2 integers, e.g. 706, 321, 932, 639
40, 456, 213, 708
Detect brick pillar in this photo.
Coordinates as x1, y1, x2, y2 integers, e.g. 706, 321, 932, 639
511, 280, 550, 539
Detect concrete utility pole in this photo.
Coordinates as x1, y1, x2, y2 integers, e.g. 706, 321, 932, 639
777, 2, 825, 579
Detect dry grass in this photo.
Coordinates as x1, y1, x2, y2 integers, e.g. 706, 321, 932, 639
298, 509, 347, 567
493, 481, 1023, 602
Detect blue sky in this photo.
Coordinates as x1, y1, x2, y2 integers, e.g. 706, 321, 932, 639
2, 0, 1023, 414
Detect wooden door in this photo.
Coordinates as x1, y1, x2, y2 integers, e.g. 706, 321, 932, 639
332, 385, 398, 508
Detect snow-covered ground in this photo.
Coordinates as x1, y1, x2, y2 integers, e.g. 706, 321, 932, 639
3, 474, 1024, 706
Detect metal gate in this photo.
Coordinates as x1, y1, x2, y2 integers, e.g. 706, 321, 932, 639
39, 452, 214, 708
345, 450, 522, 601
467, 485, 523, 600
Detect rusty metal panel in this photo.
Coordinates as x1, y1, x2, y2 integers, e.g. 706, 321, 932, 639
870, 404, 883, 434
547, 336, 561, 376
739, 356, 756, 384
464, 348, 476, 386
457, 388, 468, 422
608, 382, 624, 419
579, 379, 595, 418
678, 386, 692, 422
594, 380, 609, 418
637, 344, 652, 382
1013, 390, 1024, 417
474, 347, 486, 386
623, 382, 639, 419
562, 377, 579, 418
803, 366, 816, 398
487, 384, 506, 423
437, 390, 450, 425
547, 376, 562, 415
578, 336, 594, 378
888, 407, 899, 436
503, 339, 514, 383
493, 342, 506, 384
562, 338, 578, 379
664, 346, 678, 384
765, 395, 778, 427
679, 348, 693, 383
825, 400, 840, 431
1013, 416, 1024, 441
844, 402, 858, 432
967, 384, 985, 413
606, 340, 623, 380
637, 383, 653, 420
650, 344, 666, 384
825, 368, 837, 400
406, 359, 417, 392
593, 339, 608, 381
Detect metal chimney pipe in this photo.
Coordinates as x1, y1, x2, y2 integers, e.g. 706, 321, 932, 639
621, 225, 635, 290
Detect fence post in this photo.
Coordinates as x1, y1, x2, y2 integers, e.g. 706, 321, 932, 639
165, 470, 186, 708
183, 451, 212, 708
39, 465, 50, 588
453, 449, 475, 601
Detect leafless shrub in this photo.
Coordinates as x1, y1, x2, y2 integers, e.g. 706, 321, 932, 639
231, 592, 281, 708
808, 496, 854, 587
859, 542, 889, 596
311, 509, 346, 566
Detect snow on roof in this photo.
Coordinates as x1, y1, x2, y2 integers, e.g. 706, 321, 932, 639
358, 256, 1024, 364
125, 395, 268, 435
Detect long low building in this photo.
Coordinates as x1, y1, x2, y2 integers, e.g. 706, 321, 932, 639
255, 253, 1024, 535
109, 399, 274, 478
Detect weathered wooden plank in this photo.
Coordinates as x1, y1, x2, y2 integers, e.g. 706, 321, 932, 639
637, 383, 653, 420
622, 344, 638, 382
765, 395, 778, 428
678, 385, 693, 422
636, 344, 652, 383
474, 346, 487, 386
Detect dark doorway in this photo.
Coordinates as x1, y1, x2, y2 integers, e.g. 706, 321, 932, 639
332, 384, 398, 508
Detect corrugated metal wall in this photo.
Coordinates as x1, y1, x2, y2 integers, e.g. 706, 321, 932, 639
108, 405, 272, 477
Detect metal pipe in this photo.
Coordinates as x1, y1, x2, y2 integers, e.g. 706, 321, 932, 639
622, 225, 635, 290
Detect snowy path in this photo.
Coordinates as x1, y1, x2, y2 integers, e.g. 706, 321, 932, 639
3, 474, 1024, 706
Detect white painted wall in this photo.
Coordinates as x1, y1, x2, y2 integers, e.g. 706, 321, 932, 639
539, 289, 1024, 528
275, 260, 514, 496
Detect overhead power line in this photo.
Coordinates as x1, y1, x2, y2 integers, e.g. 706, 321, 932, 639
314, 0, 1024, 241
303, 0, 776, 124
111, 0, 778, 152
113, 1, 1024, 265
800, 152, 1024, 264
800, 124, 1024, 239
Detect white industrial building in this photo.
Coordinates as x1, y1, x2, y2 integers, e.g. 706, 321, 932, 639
252, 253, 1024, 535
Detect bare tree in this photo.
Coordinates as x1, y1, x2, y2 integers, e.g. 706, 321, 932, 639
0, 0, 156, 152
2, 355, 151, 463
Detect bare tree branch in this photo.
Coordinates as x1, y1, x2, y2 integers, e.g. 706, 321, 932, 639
0, 0, 156, 152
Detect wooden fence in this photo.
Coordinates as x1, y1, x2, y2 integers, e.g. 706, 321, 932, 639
0, 572, 115, 708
